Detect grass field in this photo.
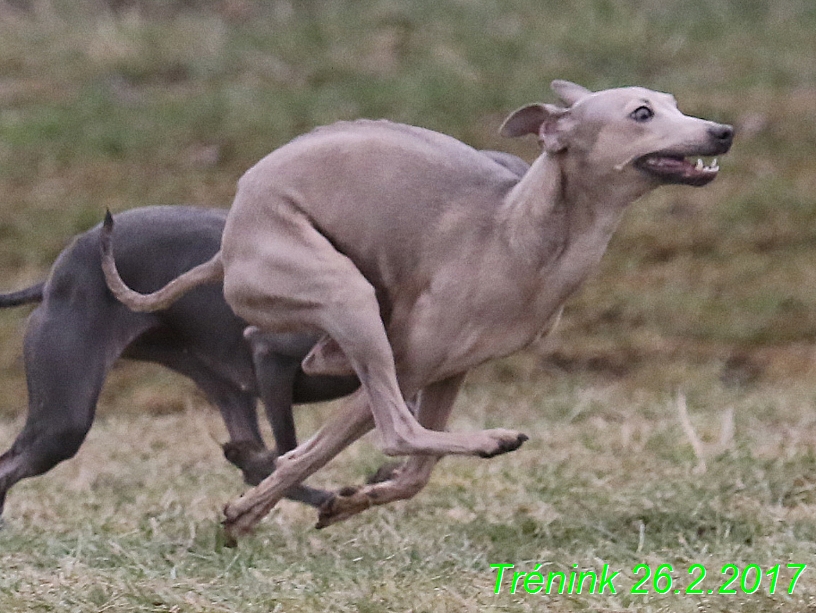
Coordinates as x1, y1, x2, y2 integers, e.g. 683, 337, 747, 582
0, 0, 815, 610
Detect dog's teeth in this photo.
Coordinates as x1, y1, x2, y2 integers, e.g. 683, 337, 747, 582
695, 158, 704, 171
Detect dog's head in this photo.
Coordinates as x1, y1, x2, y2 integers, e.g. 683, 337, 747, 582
500, 81, 733, 191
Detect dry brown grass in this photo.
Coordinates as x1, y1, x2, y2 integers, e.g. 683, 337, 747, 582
3, 368, 816, 611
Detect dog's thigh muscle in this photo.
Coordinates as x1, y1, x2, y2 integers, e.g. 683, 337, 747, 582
222, 209, 422, 453
223, 204, 527, 459
0, 303, 150, 514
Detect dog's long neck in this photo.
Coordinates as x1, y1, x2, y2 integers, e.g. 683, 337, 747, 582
499, 151, 641, 315
499, 153, 565, 261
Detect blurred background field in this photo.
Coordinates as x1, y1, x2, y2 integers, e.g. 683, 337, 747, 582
0, 1, 815, 611
0, 0, 814, 411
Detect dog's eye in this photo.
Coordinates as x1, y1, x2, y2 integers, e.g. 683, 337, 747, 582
630, 106, 654, 122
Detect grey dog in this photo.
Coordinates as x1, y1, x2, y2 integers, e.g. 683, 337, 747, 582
0, 205, 362, 519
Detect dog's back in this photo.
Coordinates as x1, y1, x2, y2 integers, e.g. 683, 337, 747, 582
225, 121, 522, 313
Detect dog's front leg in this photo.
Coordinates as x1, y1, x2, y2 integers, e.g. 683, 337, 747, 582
222, 389, 375, 541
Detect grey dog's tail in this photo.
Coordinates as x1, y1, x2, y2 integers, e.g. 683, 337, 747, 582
100, 210, 224, 313
0, 282, 45, 308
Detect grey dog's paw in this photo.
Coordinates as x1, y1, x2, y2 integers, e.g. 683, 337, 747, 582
222, 440, 277, 486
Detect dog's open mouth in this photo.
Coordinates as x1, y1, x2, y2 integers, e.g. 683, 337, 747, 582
635, 154, 720, 187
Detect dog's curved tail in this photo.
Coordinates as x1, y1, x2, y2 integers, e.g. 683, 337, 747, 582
100, 210, 224, 312
0, 282, 45, 308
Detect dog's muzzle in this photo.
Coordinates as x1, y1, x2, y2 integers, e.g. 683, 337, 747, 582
634, 123, 734, 187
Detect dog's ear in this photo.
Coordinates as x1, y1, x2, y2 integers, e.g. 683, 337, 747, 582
499, 103, 573, 153
550, 80, 592, 106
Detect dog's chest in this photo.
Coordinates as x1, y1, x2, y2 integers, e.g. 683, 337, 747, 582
390, 260, 548, 377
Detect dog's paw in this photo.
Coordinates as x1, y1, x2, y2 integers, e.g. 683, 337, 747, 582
315, 486, 373, 529
222, 441, 278, 486
222, 495, 271, 542
476, 430, 529, 458
221, 509, 255, 544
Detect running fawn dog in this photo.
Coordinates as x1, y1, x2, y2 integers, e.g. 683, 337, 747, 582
102, 81, 732, 539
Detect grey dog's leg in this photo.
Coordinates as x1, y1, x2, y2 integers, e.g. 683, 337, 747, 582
244, 327, 356, 508
207, 362, 333, 508
252, 355, 334, 508
124, 337, 329, 506
0, 303, 150, 518
246, 330, 315, 454
140, 347, 270, 483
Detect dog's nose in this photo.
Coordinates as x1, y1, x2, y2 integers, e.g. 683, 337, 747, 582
708, 123, 734, 147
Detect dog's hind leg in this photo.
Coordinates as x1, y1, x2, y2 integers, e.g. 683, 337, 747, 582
223, 207, 526, 460
192, 368, 332, 507
314, 374, 465, 528
131, 338, 333, 508
244, 329, 318, 454
244, 328, 362, 508
0, 304, 151, 519
223, 375, 463, 536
